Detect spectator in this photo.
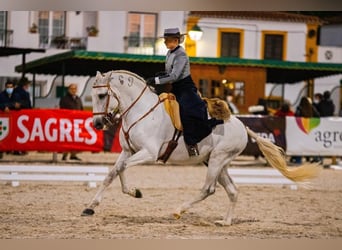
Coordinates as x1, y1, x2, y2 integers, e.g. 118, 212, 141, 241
225, 93, 239, 114
0, 80, 21, 159
0, 80, 21, 112
295, 96, 320, 118
59, 83, 83, 161
14, 78, 32, 109
292, 96, 321, 164
317, 90, 335, 117
313, 92, 322, 115
274, 102, 294, 117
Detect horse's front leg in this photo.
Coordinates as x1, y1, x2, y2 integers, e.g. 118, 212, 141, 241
81, 151, 129, 216
118, 148, 155, 198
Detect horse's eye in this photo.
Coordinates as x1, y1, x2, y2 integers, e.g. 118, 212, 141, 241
98, 93, 107, 99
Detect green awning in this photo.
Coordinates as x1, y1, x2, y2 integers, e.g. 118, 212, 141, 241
15, 50, 342, 83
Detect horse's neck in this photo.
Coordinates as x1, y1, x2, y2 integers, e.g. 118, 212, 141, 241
120, 86, 159, 122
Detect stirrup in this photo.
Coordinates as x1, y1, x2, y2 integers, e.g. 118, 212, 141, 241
186, 144, 199, 157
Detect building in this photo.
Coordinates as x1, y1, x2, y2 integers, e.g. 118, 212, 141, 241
1, 11, 341, 113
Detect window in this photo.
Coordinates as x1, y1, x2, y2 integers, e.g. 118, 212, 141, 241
234, 81, 245, 105
199, 79, 209, 97
211, 80, 222, 97
223, 80, 245, 105
38, 11, 66, 47
0, 11, 5, 30
262, 32, 286, 60
127, 12, 157, 47
219, 29, 243, 58
0, 11, 7, 46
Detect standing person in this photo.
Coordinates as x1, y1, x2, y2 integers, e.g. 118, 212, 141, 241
59, 83, 84, 161
145, 28, 223, 157
313, 92, 323, 115
14, 78, 32, 109
292, 96, 320, 164
317, 90, 335, 117
12, 78, 32, 155
0, 80, 21, 159
225, 93, 239, 114
0, 80, 21, 112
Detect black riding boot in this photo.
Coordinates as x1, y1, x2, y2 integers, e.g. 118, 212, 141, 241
186, 144, 199, 157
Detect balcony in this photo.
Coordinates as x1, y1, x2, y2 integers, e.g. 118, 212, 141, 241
0, 29, 14, 46
39, 35, 87, 50
123, 36, 157, 55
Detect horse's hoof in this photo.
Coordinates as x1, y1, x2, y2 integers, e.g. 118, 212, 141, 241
81, 208, 95, 216
135, 189, 143, 198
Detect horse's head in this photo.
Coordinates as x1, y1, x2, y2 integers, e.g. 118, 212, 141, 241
91, 71, 120, 130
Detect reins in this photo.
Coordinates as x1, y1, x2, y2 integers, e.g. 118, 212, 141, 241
92, 74, 166, 153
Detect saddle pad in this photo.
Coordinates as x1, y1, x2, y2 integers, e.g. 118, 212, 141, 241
159, 93, 183, 131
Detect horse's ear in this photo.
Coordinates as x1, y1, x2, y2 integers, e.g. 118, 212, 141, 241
96, 71, 102, 78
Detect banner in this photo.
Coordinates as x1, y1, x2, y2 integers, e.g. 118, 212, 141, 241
237, 115, 286, 157
0, 109, 104, 152
1, 110, 341, 156
286, 116, 342, 156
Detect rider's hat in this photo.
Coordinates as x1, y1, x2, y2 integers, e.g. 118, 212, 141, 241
160, 28, 186, 43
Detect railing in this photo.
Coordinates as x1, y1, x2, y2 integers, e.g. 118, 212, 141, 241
123, 36, 157, 55
39, 35, 87, 50
0, 29, 13, 46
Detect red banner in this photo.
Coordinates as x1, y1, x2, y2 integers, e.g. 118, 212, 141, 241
0, 109, 104, 152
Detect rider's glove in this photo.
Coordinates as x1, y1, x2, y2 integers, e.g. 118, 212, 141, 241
146, 77, 156, 86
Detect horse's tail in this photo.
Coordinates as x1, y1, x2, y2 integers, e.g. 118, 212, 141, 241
245, 126, 322, 183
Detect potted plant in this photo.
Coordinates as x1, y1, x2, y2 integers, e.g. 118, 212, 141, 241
29, 23, 38, 33
86, 26, 99, 37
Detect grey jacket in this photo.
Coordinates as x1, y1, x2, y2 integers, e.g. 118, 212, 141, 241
155, 46, 191, 85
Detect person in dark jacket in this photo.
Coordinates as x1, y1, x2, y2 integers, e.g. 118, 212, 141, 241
59, 83, 84, 161
0, 80, 21, 112
146, 28, 223, 157
14, 78, 32, 109
317, 90, 335, 117
0, 80, 21, 159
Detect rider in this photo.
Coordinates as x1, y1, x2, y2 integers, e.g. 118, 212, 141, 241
146, 27, 223, 157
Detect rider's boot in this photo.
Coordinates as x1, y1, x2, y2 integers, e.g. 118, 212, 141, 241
186, 144, 199, 157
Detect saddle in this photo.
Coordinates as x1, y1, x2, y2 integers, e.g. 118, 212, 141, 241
157, 93, 231, 163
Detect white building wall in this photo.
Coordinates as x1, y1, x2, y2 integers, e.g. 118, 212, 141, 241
87, 11, 126, 52
196, 18, 307, 61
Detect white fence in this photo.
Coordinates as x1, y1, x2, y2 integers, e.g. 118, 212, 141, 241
0, 165, 297, 189
0, 165, 108, 188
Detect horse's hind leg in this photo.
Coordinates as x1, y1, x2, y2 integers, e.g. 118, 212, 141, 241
173, 153, 224, 219
215, 166, 238, 226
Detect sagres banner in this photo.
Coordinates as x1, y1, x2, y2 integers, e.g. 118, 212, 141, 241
0, 109, 104, 152
286, 116, 342, 156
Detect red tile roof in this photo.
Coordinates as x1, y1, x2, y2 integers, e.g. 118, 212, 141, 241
189, 11, 323, 24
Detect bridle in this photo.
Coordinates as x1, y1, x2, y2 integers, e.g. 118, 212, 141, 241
92, 74, 167, 153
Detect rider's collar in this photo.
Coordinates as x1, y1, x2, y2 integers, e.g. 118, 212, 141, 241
170, 45, 180, 53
